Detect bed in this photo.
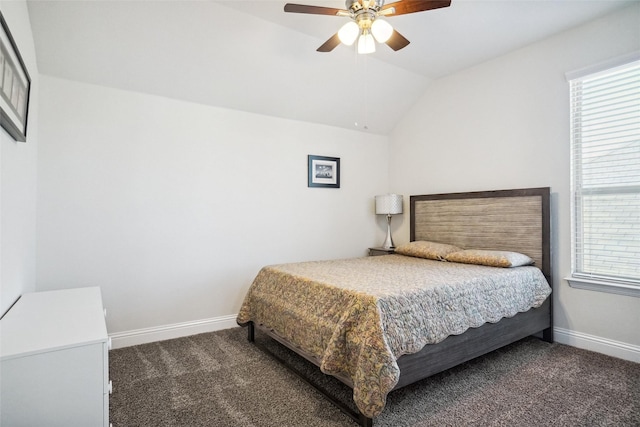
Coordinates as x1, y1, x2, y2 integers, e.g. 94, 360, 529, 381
237, 187, 553, 426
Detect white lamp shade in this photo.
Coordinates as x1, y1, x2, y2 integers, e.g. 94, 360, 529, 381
357, 32, 376, 54
338, 21, 359, 46
375, 194, 403, 215
371, 19, 393, 43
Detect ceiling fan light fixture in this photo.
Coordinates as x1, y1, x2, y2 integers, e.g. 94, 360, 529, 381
338, 21, 359, 46
357, 31, 376, 54
284, 0, 452, 54
371, 18, 393, 43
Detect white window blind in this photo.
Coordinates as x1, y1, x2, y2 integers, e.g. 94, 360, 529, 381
569, 59, 640, 293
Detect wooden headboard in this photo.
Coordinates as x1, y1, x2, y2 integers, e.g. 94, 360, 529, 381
410, 187, 551, 283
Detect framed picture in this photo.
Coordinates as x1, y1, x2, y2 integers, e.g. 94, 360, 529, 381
308, 155, 340, 188
0, 12, 31, 142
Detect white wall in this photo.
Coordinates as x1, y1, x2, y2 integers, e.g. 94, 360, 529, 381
36, 75, 390, 337
390, 4, 640, 351
0, 0, 38, 316
21, 1, 640, 359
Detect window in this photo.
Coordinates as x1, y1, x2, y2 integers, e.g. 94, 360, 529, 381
567, 57, 640, 297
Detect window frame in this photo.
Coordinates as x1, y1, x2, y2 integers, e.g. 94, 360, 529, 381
565, 52, 640, 298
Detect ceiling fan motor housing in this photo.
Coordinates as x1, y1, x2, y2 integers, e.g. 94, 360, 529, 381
346, 0, 384, 14
347, 0, 385, 32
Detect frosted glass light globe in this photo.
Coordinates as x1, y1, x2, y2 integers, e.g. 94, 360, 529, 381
371, 19, 393, 43
338, 21, 359, 46
357, 32, 376, 54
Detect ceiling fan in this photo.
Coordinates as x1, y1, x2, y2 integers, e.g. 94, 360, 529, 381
284, 0, 451, 54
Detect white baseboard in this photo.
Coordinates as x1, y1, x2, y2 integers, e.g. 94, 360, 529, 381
109, 314, 239, 349
554, 327, 640, 363
109, 318, 640, 364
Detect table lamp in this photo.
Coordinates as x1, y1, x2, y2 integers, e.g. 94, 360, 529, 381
375, 194, 403, 249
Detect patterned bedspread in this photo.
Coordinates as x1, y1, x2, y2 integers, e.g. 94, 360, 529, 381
236, 254, 551, 418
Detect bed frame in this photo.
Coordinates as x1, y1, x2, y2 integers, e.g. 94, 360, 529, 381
245, 187, 553, 426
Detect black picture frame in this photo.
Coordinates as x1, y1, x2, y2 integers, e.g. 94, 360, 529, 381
308, 155, 340, 188
0, 12, 31, 142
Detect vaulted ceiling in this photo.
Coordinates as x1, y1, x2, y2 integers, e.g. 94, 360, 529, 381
26, 0, 635, 135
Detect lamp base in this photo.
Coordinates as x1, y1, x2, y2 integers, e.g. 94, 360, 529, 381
381, 214, 395, 249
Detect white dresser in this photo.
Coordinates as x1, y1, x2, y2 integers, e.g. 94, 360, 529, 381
0, 287, 111, 427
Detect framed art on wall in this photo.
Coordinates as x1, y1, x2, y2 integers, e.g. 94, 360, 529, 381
0, 12, 31, 142
308, 155, 340, 188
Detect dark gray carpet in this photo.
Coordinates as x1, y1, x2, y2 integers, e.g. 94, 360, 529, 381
109, 327, 640, 427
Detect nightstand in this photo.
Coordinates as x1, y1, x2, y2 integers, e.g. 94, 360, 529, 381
369, 247, 395, 256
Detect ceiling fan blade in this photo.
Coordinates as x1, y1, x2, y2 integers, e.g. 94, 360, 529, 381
317, 33, 342, 52
381, 0, 451, 16
284, 3, 346, 16
385, 30, 410, 51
